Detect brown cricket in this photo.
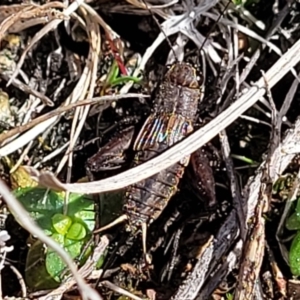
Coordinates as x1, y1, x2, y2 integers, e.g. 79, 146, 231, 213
87, 62, 215, 262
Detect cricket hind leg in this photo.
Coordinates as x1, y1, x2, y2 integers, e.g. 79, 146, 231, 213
187, 143, 221, 209
86, 125, 136, 180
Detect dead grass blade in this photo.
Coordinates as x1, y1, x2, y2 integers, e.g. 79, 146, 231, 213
25, 38, 300, 194
55, 5, 101, 179
0, 2, 67, 37
0, 94, 148, 145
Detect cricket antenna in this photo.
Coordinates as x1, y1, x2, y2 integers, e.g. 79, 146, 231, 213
141, 0, 179, 63
199, 0, 232, 53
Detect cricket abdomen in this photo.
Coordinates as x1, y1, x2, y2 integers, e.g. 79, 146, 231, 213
124, 140, 190, 228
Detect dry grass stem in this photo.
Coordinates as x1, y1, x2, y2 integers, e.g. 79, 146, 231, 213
27, 38, 300, 194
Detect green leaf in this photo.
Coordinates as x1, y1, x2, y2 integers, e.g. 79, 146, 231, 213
226, 293, 234, 300
25, 240, 59, 290
110, 75, 142, 87
45, 233, 65, 282
66, 222, 86, 240
13, 187, 95, 234
45, 234, 85, 282
295, 197, 300, 214
96, 251, 107, 269
52, 214, 72, 235
286, 212, 300, 231
289, 231, 300, 276
64, 237, 85, 258
45, 248, 66, 282
66, 193, 95, 232
232, 0, 260, 5
13, 187, 62, 235
106, 60, 119, 83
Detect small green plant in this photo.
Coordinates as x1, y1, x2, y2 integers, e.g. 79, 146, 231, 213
285, 196, 300, 276
226, 293, 234, 300
13, 187, 95, 289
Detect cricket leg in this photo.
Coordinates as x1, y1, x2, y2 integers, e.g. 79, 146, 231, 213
86, 125, 136, 180
189, 144, 219, 209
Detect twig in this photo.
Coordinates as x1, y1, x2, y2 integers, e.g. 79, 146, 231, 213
204, 12, 283, 56
197, 239, 243, 299
9, 140, 33, 174
278, 70, 300, 121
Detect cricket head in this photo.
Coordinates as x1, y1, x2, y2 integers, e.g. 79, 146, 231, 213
165, 62, 203, 89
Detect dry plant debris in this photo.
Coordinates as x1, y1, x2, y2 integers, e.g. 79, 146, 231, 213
1, 0, 300, 299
